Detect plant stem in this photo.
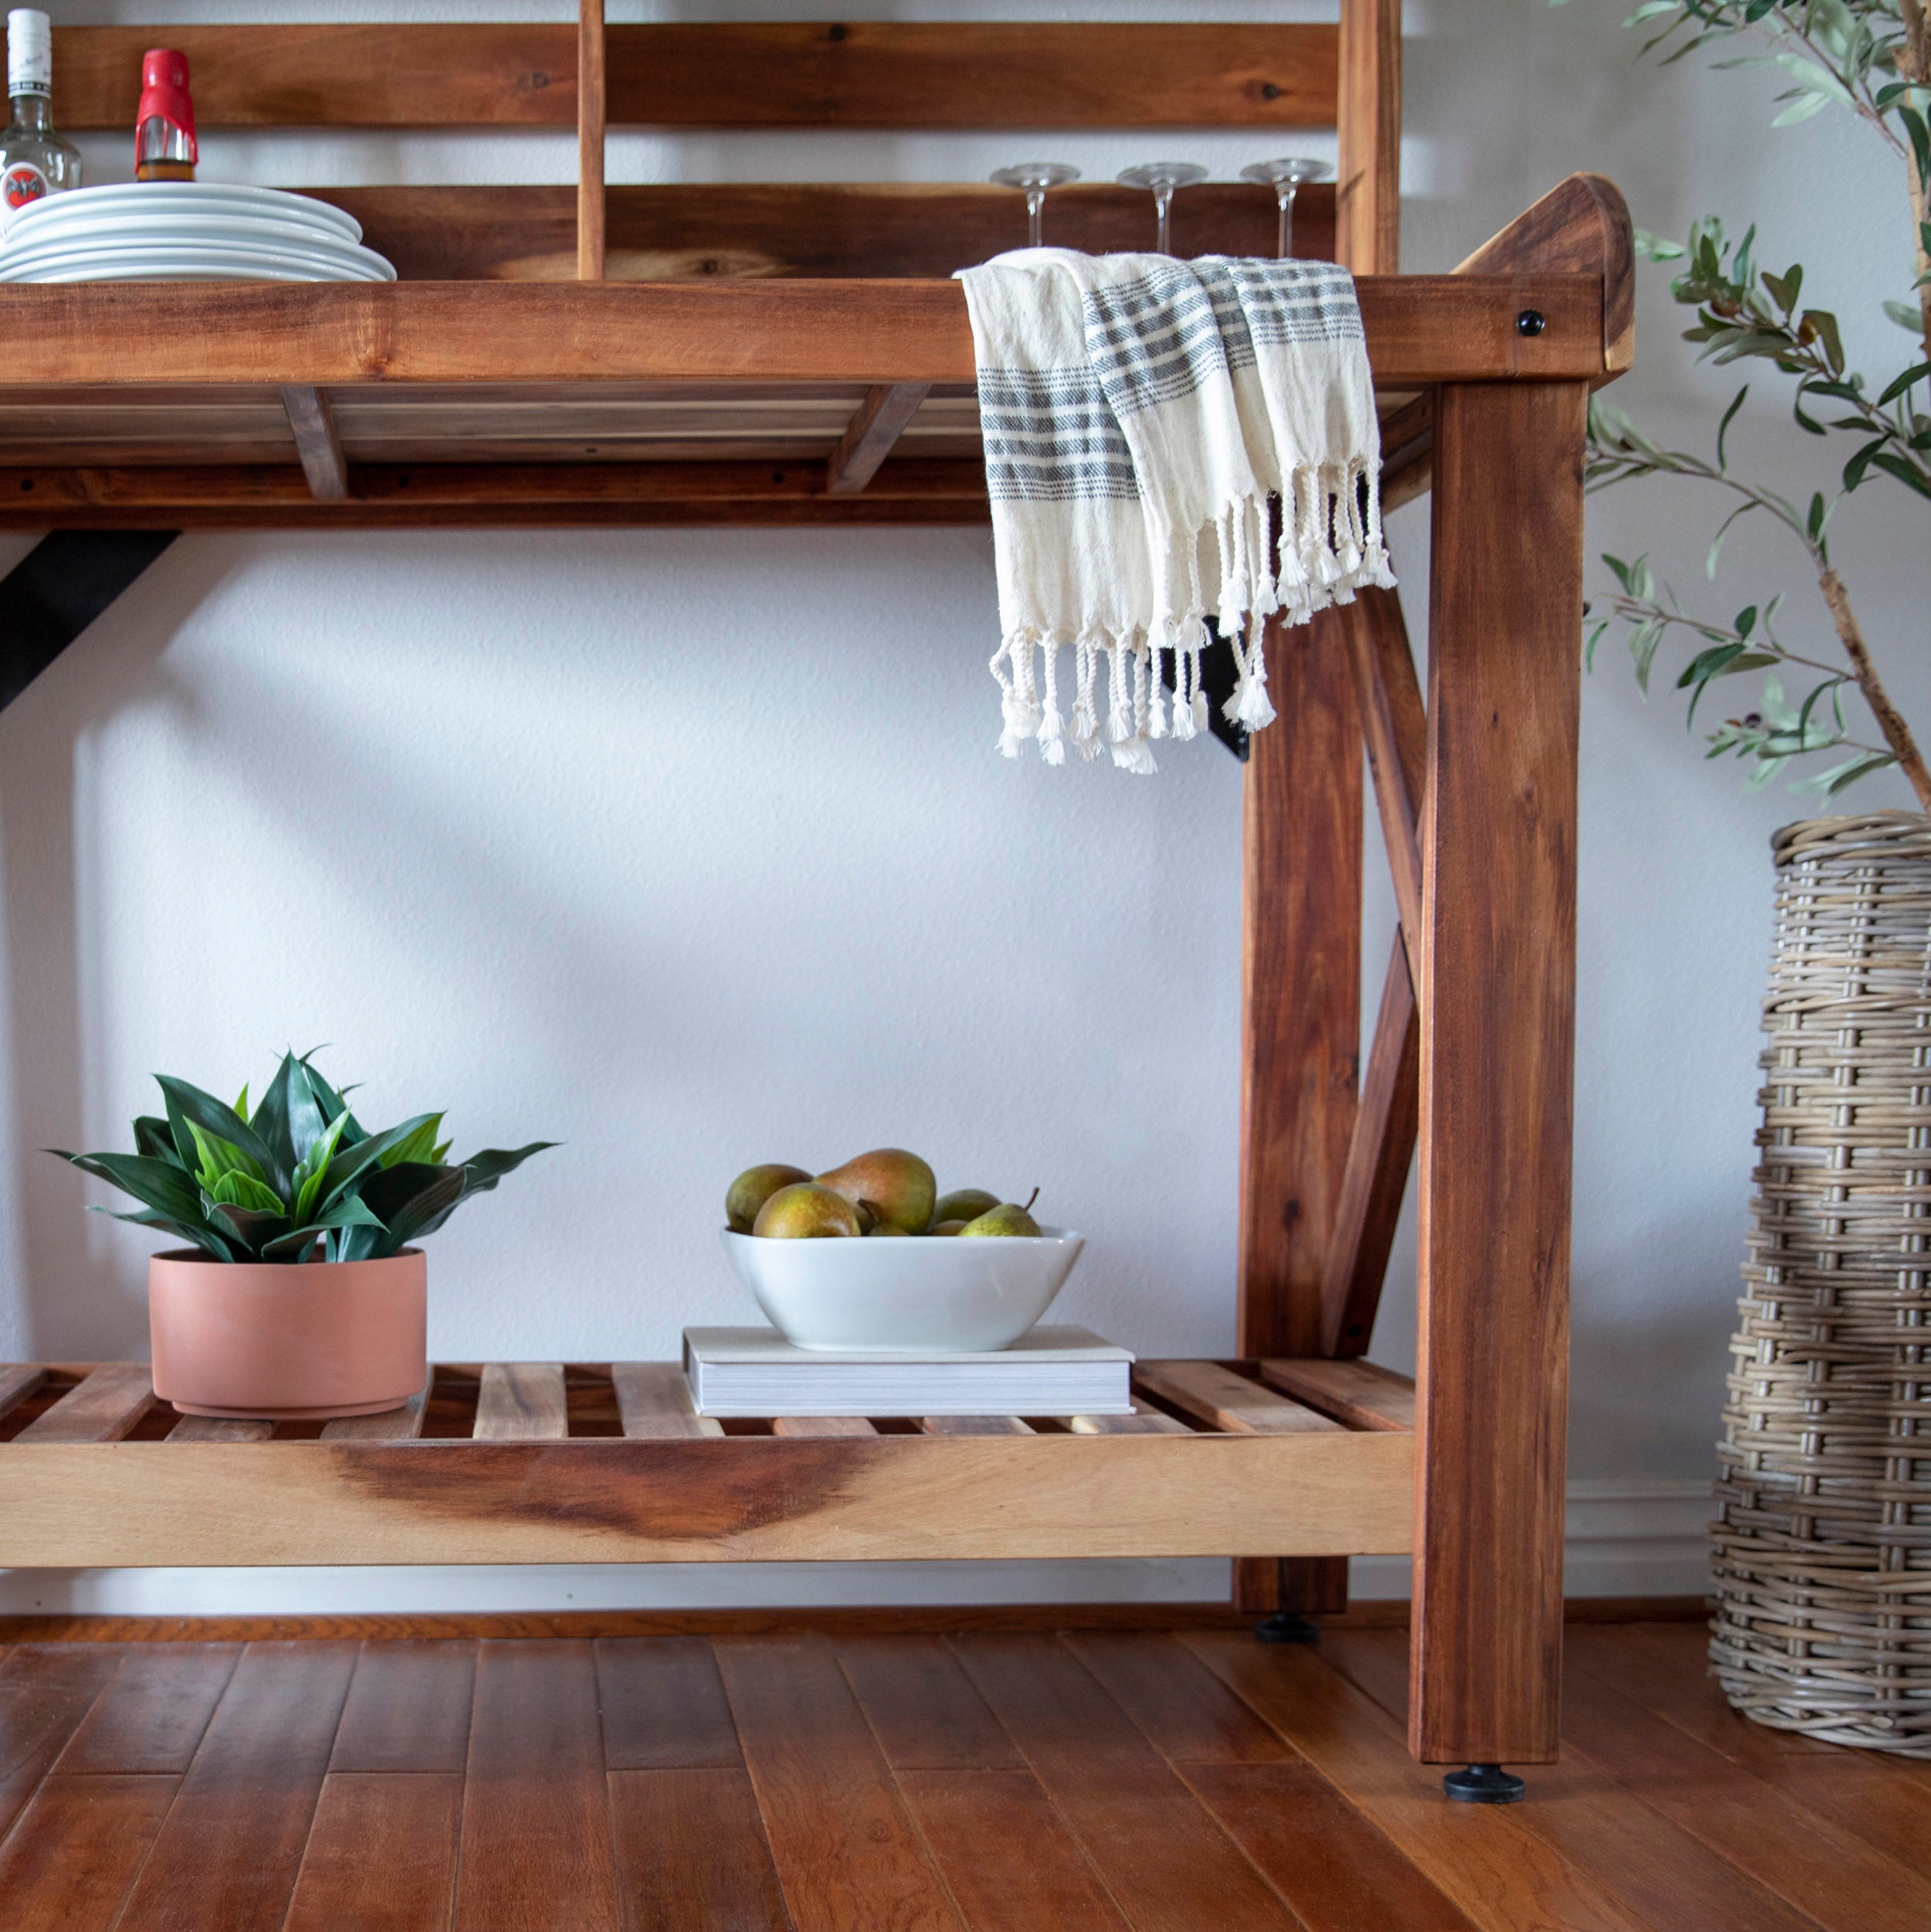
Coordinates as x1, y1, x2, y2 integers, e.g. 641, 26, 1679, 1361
1817, 566, 1931, 809
1905, 0, 1931, 360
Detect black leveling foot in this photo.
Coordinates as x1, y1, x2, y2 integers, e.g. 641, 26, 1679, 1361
1443, 1764, 1526, 1804
1253, 1613, 1321, 1645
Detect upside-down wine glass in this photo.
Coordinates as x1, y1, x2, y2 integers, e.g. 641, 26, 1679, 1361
1116, 161, 1208, 256
990, 162, 1081, 247
1239, 157, 1331, 259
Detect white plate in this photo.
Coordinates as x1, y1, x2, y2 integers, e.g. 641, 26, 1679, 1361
0, 248, 393, 284
5, 182, 361, 243
0, 234, 394, 281
2, 209, 376, 256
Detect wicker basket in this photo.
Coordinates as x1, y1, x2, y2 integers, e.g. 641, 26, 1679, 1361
1712, 810, 1931, 1753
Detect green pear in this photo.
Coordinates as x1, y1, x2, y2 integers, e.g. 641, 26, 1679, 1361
930, 1219, 967, 1236
933, 1188, 1000, 1226
957, 1188, 1042, 1239
864, 1215, 912, 1236
816, 1148, 936, 1234
726, 1162, 811, 1233
752, 1182, 862, 1239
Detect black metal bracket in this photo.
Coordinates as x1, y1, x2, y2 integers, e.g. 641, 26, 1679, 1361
0, 532, 179, 713
1253, 1612, 1320, 1645
1443, 1763, 1527, 1804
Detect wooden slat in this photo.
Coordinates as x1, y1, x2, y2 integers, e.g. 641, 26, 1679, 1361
577, 2, 605, 281
0, 1774, 181, 1932
950, 1634, 1304, 1930
612, 1362, 725, 1438
1337, 0, 1402, 274
166, 1413, 275, 1442
595, 1637, 742, 1770
51, 24, 1341, 131
1063, 1398, 1189, 1436
608, 1767, 790, 1931
284, 1771, 464, 1932
1256, 1359, 1416, 1434
114, 1641, 359, 1930
919, 1414, 1032, 1435
0, 273, 1615, 389
1344, 584, 1426, 964
0, 1430, 1416, 1566
319, 1388, 428, 1440
454, 1641, 618, 1932
15, 1363, 152, 1443
53, 1645, 240, 1774
1134, 1362, 1344, 1436
471, 1362, 568, 1440
835, 1635, 1025, 1772
1458, 172, 1637, 376
329, 1641, 477, 1773
827, 382, 933, 494
1410, 380, 1586, 1767
279, 386, 348, 500
713, 1635, 963, 1932
770, 1414, 878, 1437
0, 1363, 47, 1421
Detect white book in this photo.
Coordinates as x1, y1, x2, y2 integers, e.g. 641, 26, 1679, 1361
682, 1325, 1134, 1417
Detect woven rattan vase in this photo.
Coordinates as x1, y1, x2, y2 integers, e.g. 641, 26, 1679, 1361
1712, 810, 1931, 1753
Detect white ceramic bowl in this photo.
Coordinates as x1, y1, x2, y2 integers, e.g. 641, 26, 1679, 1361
720, 1224, 1085, 1352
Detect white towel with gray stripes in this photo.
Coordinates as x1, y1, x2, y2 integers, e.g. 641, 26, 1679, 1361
957, 249, 1392, 771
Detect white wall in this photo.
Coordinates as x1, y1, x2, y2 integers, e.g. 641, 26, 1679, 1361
4, 0, 1923, 1611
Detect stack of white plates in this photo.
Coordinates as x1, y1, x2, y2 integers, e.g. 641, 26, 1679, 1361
0, 182, 395, 283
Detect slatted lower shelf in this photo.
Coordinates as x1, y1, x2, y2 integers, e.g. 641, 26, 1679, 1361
0, 1356, 1414, 1569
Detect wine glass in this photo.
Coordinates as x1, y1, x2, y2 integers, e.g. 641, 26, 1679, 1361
1116, 162, 1208, 256
1240, 158, 1331, 260
990, 162, 1081, 248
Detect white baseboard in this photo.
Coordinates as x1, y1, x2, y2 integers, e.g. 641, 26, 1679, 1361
0, 1479, 1715, 1617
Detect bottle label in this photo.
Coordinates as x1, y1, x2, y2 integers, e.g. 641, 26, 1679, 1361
2, 161, 48, 212
8, 9, 53, 95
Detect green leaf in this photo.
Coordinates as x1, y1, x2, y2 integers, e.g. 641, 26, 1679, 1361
1882, 299, 1923, 333
205, 1203, 291, 1256
313, 1113, 444, 1216
454, 1142, 557, 1191
97, 1206, 235, 1262
1772, 90, 1833, 125
299, 1056, 367, 1147
1630, 620, 1665, 696
156, 1077, 277, 1186
1878, 362, 1931, 409
188, 1120, 270, 1198
1867, 450, 1931, 498
376, 1167, 473, 1252
379, 1114, 447, 1172
1706, 498, 1759, 577
1633, 226, 1688, 261
52, 1148, 210, 1226
260, 1195, 386, 1263
1800, 308, 1846, 376
291, 1108, 354, 1226
1586, 621, 1610, 671
206, 1167, 285, 1214
1715, 383, 1749, 471
132, 1116, 183, 1165
1797, 751, 1899, 796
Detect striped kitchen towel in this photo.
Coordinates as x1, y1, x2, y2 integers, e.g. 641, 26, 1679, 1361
957, 248, 1392, 772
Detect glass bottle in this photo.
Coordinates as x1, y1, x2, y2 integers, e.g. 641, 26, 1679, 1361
1, 9, 82, 230
134, 47, 195, 182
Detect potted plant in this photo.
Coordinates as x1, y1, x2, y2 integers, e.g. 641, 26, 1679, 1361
1566, 0, 1930, 1751
53, 1051, 551, 1419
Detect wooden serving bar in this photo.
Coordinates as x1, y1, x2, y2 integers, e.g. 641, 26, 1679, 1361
0, 2, 1634, 1781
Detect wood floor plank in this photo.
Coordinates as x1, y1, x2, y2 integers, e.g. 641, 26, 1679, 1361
0, 1773, 179, 1931
14, 1363, 152, 1441
114, 1640, 358, 1932
0, 1644, 123, 1839
837, 1634, 1024, 1771
611, 1361, 726, 1437
471, 1361, 569, 1439
53, 1642, 240, 1774
318, 1386, 428, 1440
329, 1640, 476, 1772
1065, 1631, 1294, 1764
1132, 1361, 1341, 1434
1322, 1631, 1828, 1932
896, 1767, 1134, 1932
1555, 1642, 1931, 1932
949, 1632, 1307, 1931
607, 1767, 792, 1932
454, 1638, 620, 1932
1183, 1634, 1651, 1932
596, 1636, 743, 1770
283, 1770, 464, 1932
713, 1634, 963, 1932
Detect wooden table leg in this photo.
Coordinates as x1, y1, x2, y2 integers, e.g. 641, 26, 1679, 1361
1236, 607, 1362, 1621
1411, 381, 1584, 1773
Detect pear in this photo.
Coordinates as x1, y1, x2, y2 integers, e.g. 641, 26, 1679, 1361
930, 1219, 967, 1236
753, 1182, 862, 1239
864, 1215, 911, 1236
933, 1188, 999, 1227
817, 1148, 936, 1235
958, 1187, 1042, 1239
726, 1162, 811, 1233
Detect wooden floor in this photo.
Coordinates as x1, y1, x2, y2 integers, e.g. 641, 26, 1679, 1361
2, 1621, 1929, 1930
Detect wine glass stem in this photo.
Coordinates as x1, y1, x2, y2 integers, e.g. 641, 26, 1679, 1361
1277, 184, 1299, 260
1154, 185, 1175, 255
1025, 188, 1045, 248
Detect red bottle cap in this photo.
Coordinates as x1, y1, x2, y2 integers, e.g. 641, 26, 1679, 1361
136, 47, 197, 158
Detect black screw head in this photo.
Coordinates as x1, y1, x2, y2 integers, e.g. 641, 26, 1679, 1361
1261, 81, 1281, 99
1516, 308, 1547, 337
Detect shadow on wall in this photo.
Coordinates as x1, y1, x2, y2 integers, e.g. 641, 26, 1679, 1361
0, 539, 226, 1361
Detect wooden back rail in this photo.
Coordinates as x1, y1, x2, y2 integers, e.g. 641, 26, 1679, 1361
0, 1358, 1417, 1568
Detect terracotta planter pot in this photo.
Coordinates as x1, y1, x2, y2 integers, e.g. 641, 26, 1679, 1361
149, 1248, 427, 1420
